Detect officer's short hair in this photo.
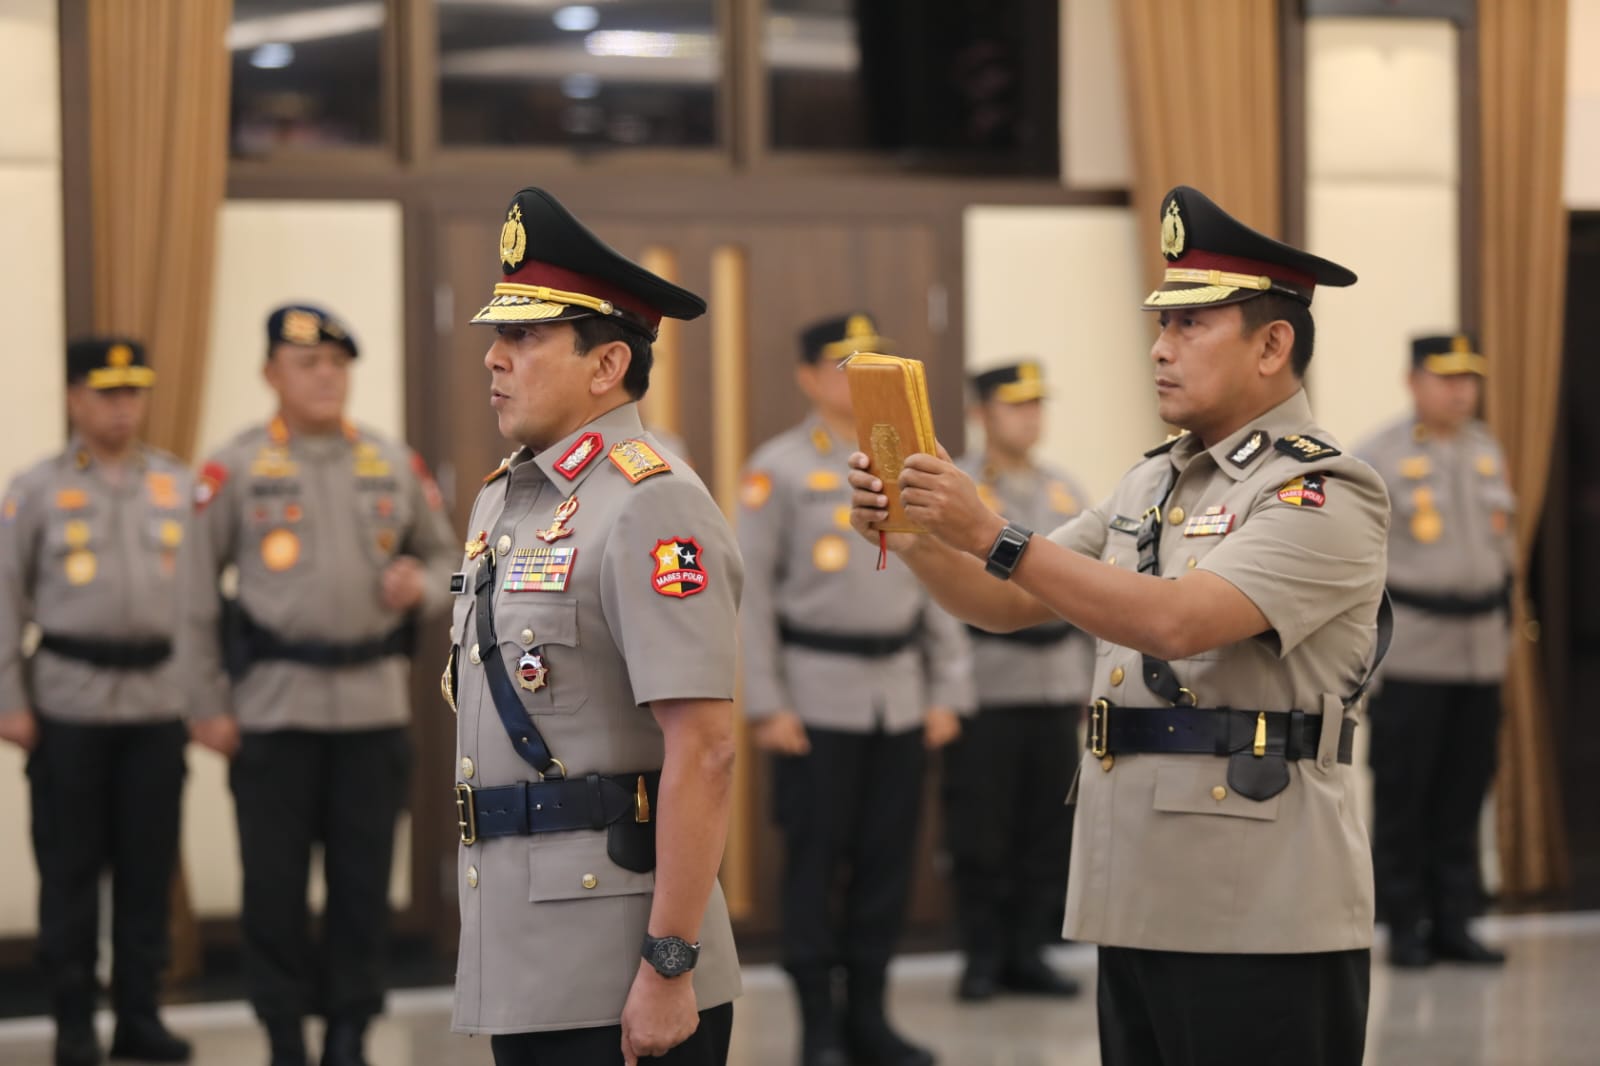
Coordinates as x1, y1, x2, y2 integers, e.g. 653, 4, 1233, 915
572, 312, 654, 400
1238, 293, 1316, 378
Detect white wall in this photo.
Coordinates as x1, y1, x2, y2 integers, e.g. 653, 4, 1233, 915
1304, 18, 1459, 450
186, 199, 409, 917
0, 0, 64, 938
1568, 0, 1600, 208
1062, 0, 1133, 190
963, 206, 1161, 502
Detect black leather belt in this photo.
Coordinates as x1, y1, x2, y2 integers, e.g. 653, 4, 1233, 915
1387, 580, 1509, 617
454, 771, 659, 845
1086, 704, 1356, 765
238, 609, 413, 669
38, 633, 172, 670
965, 622, 1075, 646
778, 618, 923, 658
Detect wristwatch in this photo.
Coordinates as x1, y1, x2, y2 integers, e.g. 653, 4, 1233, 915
641, 934, 701, 978
984, 522, 1034, 580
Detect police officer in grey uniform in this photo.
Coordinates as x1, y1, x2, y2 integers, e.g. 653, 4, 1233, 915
945, 360, 1091, 1002
739, 313, 971, 1066
448, 187, 742, 1066
851, 186, 1389, 1066
185, 306, 458, 1066
0, 339, 193, 1066
1357, 333, 1513, 968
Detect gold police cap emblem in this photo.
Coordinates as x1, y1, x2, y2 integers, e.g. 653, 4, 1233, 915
844, 314, 877, 341
1161, 199, 1187, 260
281, 310, 322, 345
500, 203, 528, 269
108, 344, 132, 368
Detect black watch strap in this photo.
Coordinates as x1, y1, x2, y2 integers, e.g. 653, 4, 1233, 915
642, 933, 701, 978
984, 522, 1034, 580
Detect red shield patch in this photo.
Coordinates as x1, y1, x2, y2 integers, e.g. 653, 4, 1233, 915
651, 538, 708, 598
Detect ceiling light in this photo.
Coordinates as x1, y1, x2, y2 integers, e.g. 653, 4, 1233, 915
552, 5, 600, 32
249, 42, 295, 69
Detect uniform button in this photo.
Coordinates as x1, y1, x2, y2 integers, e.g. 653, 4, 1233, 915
1168, 506, 1185, 525
1107, 555, 1117, 567
519, 628, 535, 645
460, 757, 475, 779
1110, 666, 1125, 686
1320, 755, 1333, 769
581, 874, 598, 890
1186, 556, 1197, 569
1100, 755, 1115, 772
1211, 786, 1227, 801
466, 865, 479, 888
496, 534, 513, 555
469, 643, 482, 665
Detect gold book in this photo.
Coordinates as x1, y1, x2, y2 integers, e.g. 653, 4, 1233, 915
843, 353, 938, 534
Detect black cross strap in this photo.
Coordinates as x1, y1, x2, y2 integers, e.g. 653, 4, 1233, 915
474, 550, 564, 779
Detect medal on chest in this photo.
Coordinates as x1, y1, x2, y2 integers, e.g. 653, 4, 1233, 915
536, 496, 580, 543
516, 650, 549, 693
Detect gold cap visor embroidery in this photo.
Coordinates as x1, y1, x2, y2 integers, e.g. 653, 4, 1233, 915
85, 365, 156, 389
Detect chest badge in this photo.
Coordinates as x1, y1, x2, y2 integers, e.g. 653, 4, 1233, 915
1476, 454, 1498, 477
503, 546, 577, 592
1182, 506, 1235, 537
465, 530, 490, 560
1410, 487, 1443, 543
535, 496, 580, 544
261, 528, 301, 571
1049, 481, 1080, 514
1399, 455, 1431, 480
64, 549, 97, 586
516, 651, 549, 693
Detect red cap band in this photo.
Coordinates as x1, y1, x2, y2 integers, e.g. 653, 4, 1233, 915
503, 260, 662, 331
1172, 249, 1317, 293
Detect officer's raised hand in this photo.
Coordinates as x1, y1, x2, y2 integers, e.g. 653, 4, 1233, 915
848, 446, 1005, 558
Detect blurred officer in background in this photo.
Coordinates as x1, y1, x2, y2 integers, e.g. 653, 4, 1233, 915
0, 339, 193, 1066
945, 360, 1090, 1003
739, 312, 972, 1066
1358, 333, 1513, 968
185, 305, 458, 1066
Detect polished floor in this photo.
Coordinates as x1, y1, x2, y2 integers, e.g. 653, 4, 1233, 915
0, 912, 1593, 1065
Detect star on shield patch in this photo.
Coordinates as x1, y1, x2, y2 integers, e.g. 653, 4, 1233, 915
651, 537, 708, 598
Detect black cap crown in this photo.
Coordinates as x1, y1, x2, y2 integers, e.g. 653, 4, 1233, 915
971, 360, 1046, 403
798, 312, 894, 364
1143, 186, 1357, 310
67, 337, 154, 389
1412, 333, 1485, 376
267, 304, 358, 358
471, 187, 705, 336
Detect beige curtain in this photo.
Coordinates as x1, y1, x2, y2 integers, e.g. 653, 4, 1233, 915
1480, 0, 1571, 899
87, 0, 233, 461
1120, 0, 1284, 248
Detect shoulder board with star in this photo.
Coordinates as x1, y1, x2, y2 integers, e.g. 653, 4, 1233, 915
609, 439, 673, 485
1144, 430, 1189, 458
1274, 434, 1342, 462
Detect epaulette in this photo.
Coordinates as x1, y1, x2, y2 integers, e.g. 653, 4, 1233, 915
609, 439, 673, 485
1275, 434, 1341, 462
482, 457, 512, 485
1144, 430, 1189, 458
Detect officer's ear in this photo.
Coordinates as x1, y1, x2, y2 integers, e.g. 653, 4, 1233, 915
587, 337, 632, 397
1256, 319, 1295, 378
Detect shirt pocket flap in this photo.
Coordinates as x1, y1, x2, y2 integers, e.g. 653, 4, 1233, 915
1152, 761, 1283, 822
528, 831, 655, 903
496, 598, 579, 649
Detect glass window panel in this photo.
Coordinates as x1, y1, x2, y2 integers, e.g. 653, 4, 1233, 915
765, 0, 1056, 174
228, 0, 387, 156
438, 0, 720, 149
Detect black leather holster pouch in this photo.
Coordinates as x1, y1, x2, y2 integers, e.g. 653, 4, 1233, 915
1227, 751, 1291, 802
608, 818, 657, 873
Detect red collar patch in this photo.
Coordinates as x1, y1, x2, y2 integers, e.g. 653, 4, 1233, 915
554, 432, 604, 480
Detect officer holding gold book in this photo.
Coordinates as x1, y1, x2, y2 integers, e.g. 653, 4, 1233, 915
740, 313, 972, 1066
447, 187, 743, 1066
0, 338, 193, 1066
1356, 333, 1514, 968
185, 305, 458, 1066
850, 187, 1387, 1066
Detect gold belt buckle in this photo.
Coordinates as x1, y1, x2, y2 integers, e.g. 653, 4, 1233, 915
1089, 698, 1111, 758
454, 781, 477, 845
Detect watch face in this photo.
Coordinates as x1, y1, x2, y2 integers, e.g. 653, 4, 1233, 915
658, 940, 691, 974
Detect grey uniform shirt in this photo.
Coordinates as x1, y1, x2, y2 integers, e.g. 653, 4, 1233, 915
0, 442, 193, 723
956, 452, 1095, 709
1357, 417, 1515, 684
1053, 390, 1388, 954
186, 417, 458, 730
737, 417, 973, 733
450, 403, 743, 1035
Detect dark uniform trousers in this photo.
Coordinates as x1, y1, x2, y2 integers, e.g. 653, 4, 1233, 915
1368, 679, 1502, 929
1097, 947, 1370, 1066
942, 703, 1077, 963
229, 727, 410, 1025
774, 724, 926, 972
489, 1003, 735, 1066
27, 715, 187, 1016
